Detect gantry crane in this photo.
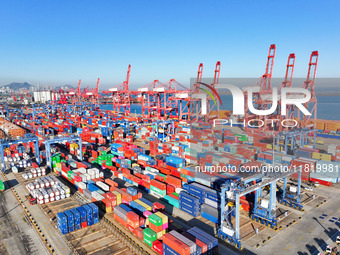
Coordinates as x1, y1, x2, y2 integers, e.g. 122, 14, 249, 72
0, 134, 41, 171
298, 51, 319, 129
243, 44, 276, 132
165, 79, 190, 119
103, 65, 131, 115
279, 53, 296, 119
133, 80, 166, 118
86, 78, 100, 105
188, 62, 222, 121
68, 80, 82, 104
57, 88, 68, 104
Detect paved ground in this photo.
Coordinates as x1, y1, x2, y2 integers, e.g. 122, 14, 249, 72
0, 175, 48, 255
5, 172, 73, 255
246, 185, 340, 255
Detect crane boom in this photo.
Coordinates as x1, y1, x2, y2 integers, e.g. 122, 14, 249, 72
213, 61, 221, 85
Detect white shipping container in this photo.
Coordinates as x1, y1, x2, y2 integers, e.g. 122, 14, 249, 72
91, 191, 105, 201
79, 182, 86, 189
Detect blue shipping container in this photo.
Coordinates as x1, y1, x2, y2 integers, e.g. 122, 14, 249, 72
139, 197, 154, 208
76, 206, 87, 223
64, 210, 75, 232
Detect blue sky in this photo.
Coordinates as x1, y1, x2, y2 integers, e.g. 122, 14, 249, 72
0, 0, 339, 89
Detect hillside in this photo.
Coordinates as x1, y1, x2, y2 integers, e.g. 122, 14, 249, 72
1, 82, 34, 90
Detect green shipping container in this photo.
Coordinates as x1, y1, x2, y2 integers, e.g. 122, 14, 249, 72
150, 186, 166, 196
164, 195, 179, 208
143, 228, 157, 242
144, 237, 153, 247
180, 173, 187, 179
159, 173, 166, 179
172, 192, 179, 197
0, 180, 5, 191
148, 214, 162, 226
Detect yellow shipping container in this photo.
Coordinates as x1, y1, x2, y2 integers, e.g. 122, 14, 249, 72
157, 231, 163, 240
112, 191, 122, 205
155, 212, 168, 224
134, 199, 152, 211
312, 152, 321, 160
320, 153, 332, 161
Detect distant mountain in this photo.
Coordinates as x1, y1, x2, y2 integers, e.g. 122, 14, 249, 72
55, 85, 74, 90
1, 82, 34, 90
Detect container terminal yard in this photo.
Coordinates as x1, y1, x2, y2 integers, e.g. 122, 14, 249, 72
0, 45, 339, 255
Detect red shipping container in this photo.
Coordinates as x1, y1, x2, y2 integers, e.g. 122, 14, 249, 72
152, 240, 163, 254
158, 166, 171, 175
74, 176, 82, 182
103, 192, 116, 201
105, 179, 118, 188
139, 216, 146, 227
155, 175, 165, 182
163, 233, 190, 255
149, 222, 162, 233
127, 224, 135, 232
167, 184, 175, 194
134, 227, 144, 239
165, 175, 182, 188
170, 170, 181, 178
189, 234, 208, 253
153, 202, 165, 212
127, 211, 139, 229
121, 192, 133, 203
114, 212, 127, 227
81, 222, 87, 228
309, 178, 332, 187
150, 180, 166, 190
102, 198, 112, 210
91, 151, 98, 158
168, 193, 179, 200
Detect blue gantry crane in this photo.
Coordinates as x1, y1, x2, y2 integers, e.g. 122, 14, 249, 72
32, 104, 50, 121
0, 134, 40, 172
45, 135, 82, 168
277, 169, 304, 210
218, 168, 300, 249
276, 129, 316, 154
251, 181, 277, 227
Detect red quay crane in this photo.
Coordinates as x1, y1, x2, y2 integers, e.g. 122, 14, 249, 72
299, 51, 319, 128
133, 80, 166, 118
188, 61, 221, 121
243, 44, 276, 132
57, 88, 67, 104
278, 53, 296, 128
103, 65, 132, 115
159, 79, 189, 120
86, 78, 100, 105
68, 80, 81, 104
